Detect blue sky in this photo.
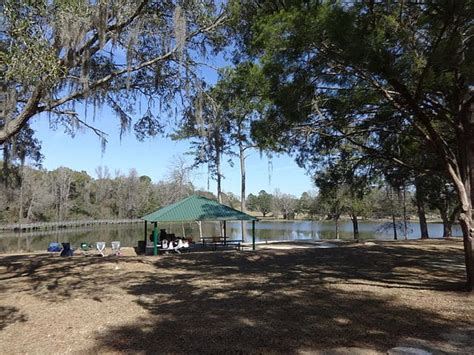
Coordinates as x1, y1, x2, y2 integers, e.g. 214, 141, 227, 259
28, 39, 315, 198
31, 109, 315, 197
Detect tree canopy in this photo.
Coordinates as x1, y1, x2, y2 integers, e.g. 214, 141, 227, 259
227, 0, 474, 289
0, 0, 226, 146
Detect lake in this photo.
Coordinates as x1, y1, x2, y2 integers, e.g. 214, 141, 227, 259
0, 220, 462, 254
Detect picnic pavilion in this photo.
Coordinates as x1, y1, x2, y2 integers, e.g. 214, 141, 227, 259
141, 194, 258, 255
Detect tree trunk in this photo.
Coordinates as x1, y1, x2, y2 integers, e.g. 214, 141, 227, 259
443, 220, 453, 239
446, 111, 473, 290
389, 186, 398, 240
447, 103, 473, 291
458, 209, 474, 291
351, 212, 359, 240
466, 101, 474, 291
216, 144, 222, 204
402, 185, 408, 240
335, 214, 340, 239
215, 133, 223, 236
417, 200, 429, 239
26, 191, 36, 222
439, 208, 453, 238
3, 144, 10, 188
239, 141, 246, 242
414, 177, 429, 239
18, 170, 24, 223
392, 213, 398, 241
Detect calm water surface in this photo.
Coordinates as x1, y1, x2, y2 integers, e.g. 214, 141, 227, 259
0, 220, 462, 254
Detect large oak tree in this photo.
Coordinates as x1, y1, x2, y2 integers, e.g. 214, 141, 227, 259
0, 0, 225, 145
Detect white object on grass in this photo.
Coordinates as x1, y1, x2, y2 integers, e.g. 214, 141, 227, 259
96, 242, 106, 257
111, 241, 121, 256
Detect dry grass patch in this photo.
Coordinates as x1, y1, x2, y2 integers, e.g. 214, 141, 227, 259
0, 239, 472, 354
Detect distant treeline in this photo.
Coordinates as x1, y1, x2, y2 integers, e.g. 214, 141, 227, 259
0, 160, 201, 224
0, 159, 459, 239
246, 187, 457, 241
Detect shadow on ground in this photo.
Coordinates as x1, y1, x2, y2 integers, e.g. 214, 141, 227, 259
0, 240, 472, 353
93, 242, 471, 353
0, 306, 27, 330
0, 254, 150, 301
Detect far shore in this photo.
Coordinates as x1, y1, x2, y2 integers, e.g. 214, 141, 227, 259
250, 216, 452, 224
0, 215, 454, 231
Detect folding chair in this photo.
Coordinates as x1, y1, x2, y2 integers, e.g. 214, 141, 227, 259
80, 242, 93, 256
160, 239, 170, 253
175, 239, 190, 254
111, 241, 121, 256
160, 239, 177, 254
182, 239, 190, 252
96, 242, 106, 257
47, 242, 62, 253
60, 243, 73, 257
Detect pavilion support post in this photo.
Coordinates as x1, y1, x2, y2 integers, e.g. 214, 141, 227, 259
223, 221, 227, 246
252, 220, 256, 251
153, 222, 158, 256
198, 221, 203, 241
144, 221, 148, 245
241, 221, 246, 242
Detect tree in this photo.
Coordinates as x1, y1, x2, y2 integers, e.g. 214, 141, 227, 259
92, 166, 114, 218
165, 157, 194, 203
49, 167, 74, 221
1, 124, 43, 189
256, 190, 272, 217
317, 187, 345, 239
297, 192, 312, 216
315, 161, 372, 241
68, 170, 93, 218
210, 64, 268, 213
230, 0, 474, 290
246, 193, 258, 211
423, 177, 460, 238
6, 126, 44, 222
272, 189, 297, 220
173, 86, 231, 203
222, 192, 240, 209
16, 166, 53, 222
414, 177, 430, 240
156, 157, 194, 206
1, 1, 226, 145
113, 169, 142, 218
306, 192, 323, 219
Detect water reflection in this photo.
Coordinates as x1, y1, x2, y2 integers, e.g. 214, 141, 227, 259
227, 220, 462, 243
0, 220, 462, 253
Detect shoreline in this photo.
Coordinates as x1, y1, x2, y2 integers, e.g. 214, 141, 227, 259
251, 217, 451, 224
0, 238, 464, 257
0, 218, 142, 233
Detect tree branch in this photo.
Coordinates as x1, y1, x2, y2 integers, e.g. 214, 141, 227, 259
0, 12, 227, 145
48, 109, 108, 143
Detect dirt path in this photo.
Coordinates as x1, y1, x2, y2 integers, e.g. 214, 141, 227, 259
1, 239, 472, 354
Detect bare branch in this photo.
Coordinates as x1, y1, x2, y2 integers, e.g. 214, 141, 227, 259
48, 109, 108, 143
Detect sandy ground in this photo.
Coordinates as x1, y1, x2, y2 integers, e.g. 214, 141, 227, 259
0, 239, 473, 354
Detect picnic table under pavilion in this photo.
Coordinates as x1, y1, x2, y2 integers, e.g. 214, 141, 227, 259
141, 194, 258, 255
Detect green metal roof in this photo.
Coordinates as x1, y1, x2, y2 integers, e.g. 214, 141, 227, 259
141, 194, 258, 222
